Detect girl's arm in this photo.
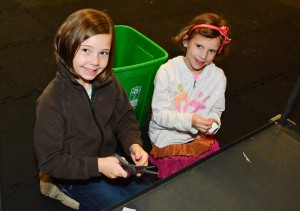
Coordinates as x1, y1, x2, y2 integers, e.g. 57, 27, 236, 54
111, 75, 143, 155
206, 75, 227, 128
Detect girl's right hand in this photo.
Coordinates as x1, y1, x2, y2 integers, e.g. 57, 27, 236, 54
192, 114, 214, 133
97, 156, 129, 179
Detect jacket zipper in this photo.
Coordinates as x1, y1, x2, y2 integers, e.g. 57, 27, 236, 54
83, 87, 104, 156
193, 74, 199, 89
79, 77, 112, 156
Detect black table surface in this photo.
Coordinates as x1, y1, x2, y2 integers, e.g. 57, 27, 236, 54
109, 123, 300, 211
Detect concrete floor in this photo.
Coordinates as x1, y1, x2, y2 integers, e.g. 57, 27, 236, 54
1, 0, 300, 210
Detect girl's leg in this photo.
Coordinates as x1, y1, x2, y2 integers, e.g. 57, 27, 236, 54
55, 177, 149, 211
114, 176, 151, 195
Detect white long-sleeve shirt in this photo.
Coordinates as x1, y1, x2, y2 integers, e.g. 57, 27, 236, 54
149, 56, 227, 148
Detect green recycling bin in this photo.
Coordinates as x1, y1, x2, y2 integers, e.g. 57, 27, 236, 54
113, 25, 168, 127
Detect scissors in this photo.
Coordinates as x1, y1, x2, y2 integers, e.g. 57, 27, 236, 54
114, 154, 158, 175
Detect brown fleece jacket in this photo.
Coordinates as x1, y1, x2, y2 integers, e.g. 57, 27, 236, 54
34, 64, 142, 180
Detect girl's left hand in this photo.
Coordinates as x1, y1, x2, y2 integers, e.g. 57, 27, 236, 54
129, 144, 149, 177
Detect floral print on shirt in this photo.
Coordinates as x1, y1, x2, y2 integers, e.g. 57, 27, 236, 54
174, 84, 210, 113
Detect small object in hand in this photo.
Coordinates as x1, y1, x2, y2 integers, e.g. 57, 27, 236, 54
208, 122, 219, 134
114, 154, 158, 175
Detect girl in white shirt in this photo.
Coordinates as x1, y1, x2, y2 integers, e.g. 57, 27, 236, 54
148, 13, 232, 178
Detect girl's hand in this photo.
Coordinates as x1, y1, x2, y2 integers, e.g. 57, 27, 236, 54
97, 156, 129, 179
129, 144, 149, 177
192, 114, 214, 133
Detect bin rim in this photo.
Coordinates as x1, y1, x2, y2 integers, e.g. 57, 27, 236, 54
113, 25, 168, 72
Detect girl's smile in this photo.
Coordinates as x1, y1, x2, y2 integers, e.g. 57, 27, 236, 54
82, 67, 100, 76
195, 58, 204, 66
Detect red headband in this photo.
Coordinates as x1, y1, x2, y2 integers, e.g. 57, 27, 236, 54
187, 24, 232, 54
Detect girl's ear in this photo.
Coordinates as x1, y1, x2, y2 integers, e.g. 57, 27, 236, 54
182, 35, 188, 47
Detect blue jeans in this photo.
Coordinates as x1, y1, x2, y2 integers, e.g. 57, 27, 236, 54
54, 177, 150, 211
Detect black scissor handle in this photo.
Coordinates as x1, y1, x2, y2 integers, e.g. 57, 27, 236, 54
114, 154, 138, 175
114, 154, 158, 175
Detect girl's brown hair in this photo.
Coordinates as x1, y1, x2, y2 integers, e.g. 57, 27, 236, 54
54, 9, 115, 82
172, 13, 230, 55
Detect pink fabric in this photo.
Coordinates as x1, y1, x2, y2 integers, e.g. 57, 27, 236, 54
149, 141, 220, 178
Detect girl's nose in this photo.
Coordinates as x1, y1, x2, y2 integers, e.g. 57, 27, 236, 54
200, 50, 208, 60
90, 54, 100, 66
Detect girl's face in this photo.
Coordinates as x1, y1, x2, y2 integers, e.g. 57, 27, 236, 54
183, 34, 221, 74
73, 34, 112, 88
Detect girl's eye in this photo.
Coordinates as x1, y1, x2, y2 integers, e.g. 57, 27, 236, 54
82, 48, 89, 53
196, 44, 203, 49
209, 49, 217, 54
100, 51, 110, 57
